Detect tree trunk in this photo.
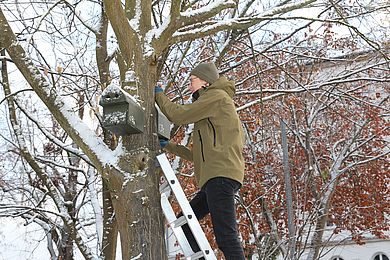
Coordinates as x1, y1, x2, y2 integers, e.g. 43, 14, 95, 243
102, 59, 167, 259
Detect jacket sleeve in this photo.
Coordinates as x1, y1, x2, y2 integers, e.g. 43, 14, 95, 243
164, 142, 193, 161
155, 90, 220, 125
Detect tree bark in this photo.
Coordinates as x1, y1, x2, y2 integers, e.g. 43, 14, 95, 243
101, 1, 168, 258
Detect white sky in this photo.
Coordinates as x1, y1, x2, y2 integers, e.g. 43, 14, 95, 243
0, 218, 50, 260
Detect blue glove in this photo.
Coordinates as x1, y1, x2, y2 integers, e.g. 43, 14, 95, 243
155, 85, 163, 94
159, 139, 168, 148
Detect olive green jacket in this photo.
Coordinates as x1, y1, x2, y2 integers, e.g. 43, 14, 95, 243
155, 76, 245, 188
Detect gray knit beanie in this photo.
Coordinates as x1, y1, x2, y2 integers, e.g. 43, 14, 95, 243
190, 62, 219, 85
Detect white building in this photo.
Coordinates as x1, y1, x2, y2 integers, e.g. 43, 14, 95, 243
271, 229, 390, 260
316, 238, 390, 260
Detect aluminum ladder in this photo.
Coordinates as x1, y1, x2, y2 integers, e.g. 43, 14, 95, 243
157, 153, 217, 260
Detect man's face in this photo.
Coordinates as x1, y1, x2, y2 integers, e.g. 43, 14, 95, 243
188, 76, 207, 93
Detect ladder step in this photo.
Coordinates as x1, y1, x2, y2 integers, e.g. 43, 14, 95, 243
168, 252, 207, 260
161, 193, 194, 256
157, 153, 217, 260
159, 177, 172, 195
189, 250, 211, 259
172, 215, 188, 228
169, 250, 209, 260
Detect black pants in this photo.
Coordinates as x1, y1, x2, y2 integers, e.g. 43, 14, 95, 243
178, 177, 245, 260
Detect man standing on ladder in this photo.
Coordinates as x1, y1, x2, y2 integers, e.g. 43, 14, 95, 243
155, 61, 246, 260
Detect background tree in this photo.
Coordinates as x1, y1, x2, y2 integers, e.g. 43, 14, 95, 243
0, 0, 389, 259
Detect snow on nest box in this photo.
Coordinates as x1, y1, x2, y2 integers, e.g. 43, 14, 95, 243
124, 70, 138, 90
99, 83, 145, 136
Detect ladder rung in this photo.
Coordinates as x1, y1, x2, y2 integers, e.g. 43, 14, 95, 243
161, 193, 194, 256
160, 182, 171, 195
171, 215, 188, 228
189, 250, 210, 259
157, 153, 217, 260
170, 214, 196, 229
170, 251, 207, 260
183, 250, 211, 260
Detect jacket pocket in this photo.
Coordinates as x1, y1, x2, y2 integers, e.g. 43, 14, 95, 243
207, 118, 216, 147
198, 130, 205, 162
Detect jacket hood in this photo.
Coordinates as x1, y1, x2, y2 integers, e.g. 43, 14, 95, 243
207, 76, 235, 98
156, 75, 245, 188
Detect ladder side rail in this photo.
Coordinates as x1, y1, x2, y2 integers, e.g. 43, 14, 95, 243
161, 193, 194, 257
157, 153, 217, 260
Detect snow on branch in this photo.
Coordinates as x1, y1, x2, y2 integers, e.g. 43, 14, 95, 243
171, 18, 247, 42
255, 0, 318, 19
162, 0, 318, 48
1, 63, 98, 260
0, 9, 118, 170
321, 116, 382, 204
180, 0, 236, 19
14, 99, 94, 166
58, 100, 121, 167
0, 204, 65, 218
102, 81, 143, 107
103, 0, 140, 63
150, 0, 236, 55
129, 0, 142, 32
236, 60, 390, 111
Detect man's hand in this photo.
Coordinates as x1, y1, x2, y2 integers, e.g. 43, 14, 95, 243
155, 85, 163, 94
159, 139, 168, 148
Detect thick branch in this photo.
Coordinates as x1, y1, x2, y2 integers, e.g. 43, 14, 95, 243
152, 0, 236, 55
166, 0, 318, 46
103, 0, 141, 65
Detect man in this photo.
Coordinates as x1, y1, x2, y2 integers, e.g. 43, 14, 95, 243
155, 62, 245, 260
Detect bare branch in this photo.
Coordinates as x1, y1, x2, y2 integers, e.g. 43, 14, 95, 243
0, 8, 114, 172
